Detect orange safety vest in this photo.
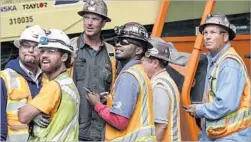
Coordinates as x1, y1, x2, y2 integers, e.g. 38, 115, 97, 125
68, 37, 117, 87
0, 68, 47, 141
105, 64, 156, 141
151, 70, 181, 142
206, 47, 251, 138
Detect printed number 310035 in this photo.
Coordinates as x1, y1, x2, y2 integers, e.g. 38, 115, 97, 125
9, 16, 33, 25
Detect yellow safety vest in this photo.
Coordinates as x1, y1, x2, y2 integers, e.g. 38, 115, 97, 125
68, 37, 117, 87
206, 47, 251, 138
0, 68, 47, 141
105, 64, 156, 141
151, 70, 181, 142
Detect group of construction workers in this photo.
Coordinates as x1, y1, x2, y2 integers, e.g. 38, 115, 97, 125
1, 0, 250, 141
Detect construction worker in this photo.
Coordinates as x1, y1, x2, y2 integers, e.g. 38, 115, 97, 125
0, 25, 48, 141
70, 0, 117, 141
18, 29, 80, 141
186, 13, 251, 141
87, 22, 156, 141
141, 37, 181, 141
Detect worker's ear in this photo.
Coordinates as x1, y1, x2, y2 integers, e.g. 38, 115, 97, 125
101, 20, 106, 28
135, 46, 143, 55
223, 33, 229, 42
62, 53, 68, 62
152, 58, 159, 68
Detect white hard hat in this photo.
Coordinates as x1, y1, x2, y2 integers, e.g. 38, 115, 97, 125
14, 25, 45, 48
36, 29, 75, 56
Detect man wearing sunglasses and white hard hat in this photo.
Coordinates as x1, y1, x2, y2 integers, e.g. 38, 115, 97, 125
186, 13, 250, 141
87, 22, 156, 141
141, 37, 181, 141
18, 29, 80, 141
0, 25, 48, 141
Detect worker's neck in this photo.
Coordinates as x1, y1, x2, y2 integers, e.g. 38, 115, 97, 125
22, 63, 38, 76
47, 65, 66, 81
119, 56, 141, 68
84, 33, 101, 51
151, 67, 164, 79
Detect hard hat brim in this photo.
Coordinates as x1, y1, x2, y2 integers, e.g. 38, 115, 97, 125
36, 44, 76, 58
199, 23, 236, 40
78, 10, 111, 22
13, 39, 38, 48
116, 36, 152, 49
13, 39, 21, 48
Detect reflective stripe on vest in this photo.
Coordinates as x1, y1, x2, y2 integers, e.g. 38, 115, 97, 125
151, 71, 181, 142
32, 74, 79, 141
112, 126, 155, 141
105, 65, 156, 141
1, 68, 30, 141
52, 78, 79, 141
128, 67, 151, 126
206, 47, 251, 138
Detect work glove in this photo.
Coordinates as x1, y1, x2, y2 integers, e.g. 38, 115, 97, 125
32, 113, 51, 128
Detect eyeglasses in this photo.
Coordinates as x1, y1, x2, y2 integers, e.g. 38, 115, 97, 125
83, 15, 102, 22
202, 30, 226, 36
40, 48, 59, 55
20, 42, 38, 49
39, 37, 73, 51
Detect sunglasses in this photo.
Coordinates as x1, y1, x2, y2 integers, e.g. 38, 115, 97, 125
113, 38, 142, 47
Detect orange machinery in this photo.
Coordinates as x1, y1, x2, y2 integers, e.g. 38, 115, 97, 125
151, 0, 250, 141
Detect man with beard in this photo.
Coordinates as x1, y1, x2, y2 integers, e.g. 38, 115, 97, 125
18, 29, 80, 141
70, 0, 117, 141
0, 25, 47, 141
87, 22, 156, 141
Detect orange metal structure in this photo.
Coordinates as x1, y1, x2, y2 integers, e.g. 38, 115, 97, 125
152, 0, 250, 141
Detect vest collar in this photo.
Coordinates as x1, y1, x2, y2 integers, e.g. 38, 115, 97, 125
79, 32, 105, 49
19, 60, 42, 82
151, 68, 166, 80
120, 60, 141, 73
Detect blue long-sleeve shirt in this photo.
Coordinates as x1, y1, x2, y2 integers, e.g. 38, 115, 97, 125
196, 43, 250, 141
1, 58, 43, 140
1, 78, 7, 141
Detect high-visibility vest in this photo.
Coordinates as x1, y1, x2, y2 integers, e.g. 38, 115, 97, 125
0, 68, 47, 141
151, 70, 181, 142
206, 47, 251, 138
68, 37, 117, 88
105, 64, 156, 141
29, 72, 80, 141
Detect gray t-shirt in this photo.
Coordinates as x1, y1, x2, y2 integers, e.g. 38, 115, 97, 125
153, 84, 170, 124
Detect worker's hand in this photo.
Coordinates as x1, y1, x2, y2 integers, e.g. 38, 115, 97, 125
87, 92, 101, 106
32, 113, 51, 128
186, 105, 197, 117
